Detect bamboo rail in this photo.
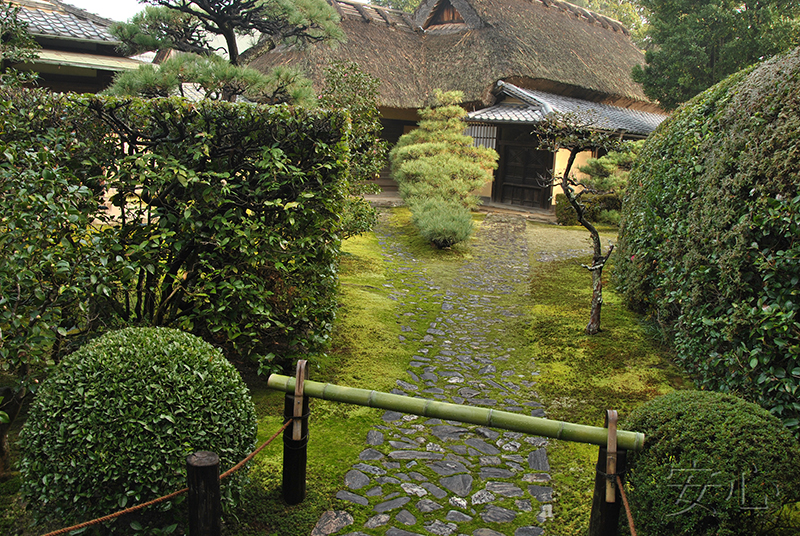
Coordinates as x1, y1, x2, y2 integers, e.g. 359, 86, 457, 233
267, 375, 645, 451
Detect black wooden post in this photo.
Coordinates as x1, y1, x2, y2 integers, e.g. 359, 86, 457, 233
589, 409, 628, 536
282, 360, 310, 505
187, 451, 221, 536
589, 446, 628, 536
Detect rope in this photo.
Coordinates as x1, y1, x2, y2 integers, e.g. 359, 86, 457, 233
39, 419, 293, 536
39, 488, 189, 536
596, 467, 638, 536
220, 419, 291, 479
616, 475, 637, 536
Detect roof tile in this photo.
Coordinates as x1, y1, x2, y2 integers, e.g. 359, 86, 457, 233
467, 81, 667, 136
15, 0, 118, 43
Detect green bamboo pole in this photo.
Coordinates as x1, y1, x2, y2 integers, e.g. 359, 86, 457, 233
267, 375, 645, 451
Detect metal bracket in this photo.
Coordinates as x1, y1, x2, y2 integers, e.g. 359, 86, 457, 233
293, 360, 308, 441
605, 409, 618, 503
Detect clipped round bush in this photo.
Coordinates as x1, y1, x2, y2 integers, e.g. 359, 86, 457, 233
410, 197, 474, 248
616, 47, 800, 434
623, 390, 800, 536
20, 327, 257, 527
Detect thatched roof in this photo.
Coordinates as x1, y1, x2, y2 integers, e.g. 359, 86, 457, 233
247, 0, 655, 110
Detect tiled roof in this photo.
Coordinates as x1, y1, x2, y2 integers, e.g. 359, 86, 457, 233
468, 81, 667, 136
14, 0, 118, 43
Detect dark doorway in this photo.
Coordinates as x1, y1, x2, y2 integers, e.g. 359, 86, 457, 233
494, 142, 554, 209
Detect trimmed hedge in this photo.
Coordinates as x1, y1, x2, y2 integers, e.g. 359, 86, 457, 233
623, 391, 800, 536
20, 327, 257, 529
615, 47, 800, 435
0, 87, 350, 372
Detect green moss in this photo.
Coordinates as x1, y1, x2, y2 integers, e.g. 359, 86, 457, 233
523, 228, 691, 535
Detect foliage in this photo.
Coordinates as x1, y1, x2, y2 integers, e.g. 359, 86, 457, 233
632, 0, 800, 110
0, 0, 39, 87
616, 47, 800, 436
623, 390, 800, 536
0, 87, 349, 380
108, 0, 343, 102
554, 193, 622, 226
111, 0, 343, 66
578, 140, 643, 194
106, 52, 315, 105
0, 90, 113, 382
389, 90, 498, 248
370, 0, 421, 13
409, 197, 473, 249
320, 61, 387, 238
20, 327, 257, 529
573, 0, 648, 46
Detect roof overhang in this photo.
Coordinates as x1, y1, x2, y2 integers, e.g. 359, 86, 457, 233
31, 49, 142, 72
467, 81, 667, 137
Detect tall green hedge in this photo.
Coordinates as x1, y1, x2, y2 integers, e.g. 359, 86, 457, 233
0, 87, 349, 374
616, 47, 800, 435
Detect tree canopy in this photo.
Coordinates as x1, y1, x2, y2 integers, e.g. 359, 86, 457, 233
108, 0, 343, 102
632, 0, 800, 110
106, 52, 314, 104
111, 0, 343, 66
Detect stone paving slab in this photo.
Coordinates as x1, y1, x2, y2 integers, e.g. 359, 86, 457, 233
313, 213, 552, 536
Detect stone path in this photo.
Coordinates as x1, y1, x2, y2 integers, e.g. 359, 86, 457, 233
312, 213, 552, 536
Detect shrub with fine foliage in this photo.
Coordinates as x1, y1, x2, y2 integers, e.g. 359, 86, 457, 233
616, 47, 800, 435
410, 198, 474, 249
623, 390, 800, 536
389, 90, 498, 248
20, 327, 257, 528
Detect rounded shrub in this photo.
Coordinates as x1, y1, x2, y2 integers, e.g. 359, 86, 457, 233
616, 47, 800, 434
623, 390, 800, 536
410, 197, 474, 248
20, 327, 257, 528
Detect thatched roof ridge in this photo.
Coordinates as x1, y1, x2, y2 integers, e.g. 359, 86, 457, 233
247, 0, 652, 109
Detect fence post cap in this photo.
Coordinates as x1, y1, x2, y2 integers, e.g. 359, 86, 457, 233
187, 451, 220, 467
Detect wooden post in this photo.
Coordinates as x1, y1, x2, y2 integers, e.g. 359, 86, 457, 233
588, 410, 628, 536
187, 451, 221, 536
282, 360, 309, 505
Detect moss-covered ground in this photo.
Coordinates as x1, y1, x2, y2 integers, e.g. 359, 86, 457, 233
0, 209, 690, 536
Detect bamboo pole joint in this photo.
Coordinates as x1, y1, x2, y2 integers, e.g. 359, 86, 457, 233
267, 375, 645, 451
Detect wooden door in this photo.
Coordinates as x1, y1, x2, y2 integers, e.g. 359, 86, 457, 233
494, 144, 554, 209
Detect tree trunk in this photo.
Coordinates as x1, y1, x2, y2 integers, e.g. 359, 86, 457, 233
559, 147, 612, 335
586, 262, 603, 335
0, 386, 25, 476
585, 227, 607, 335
